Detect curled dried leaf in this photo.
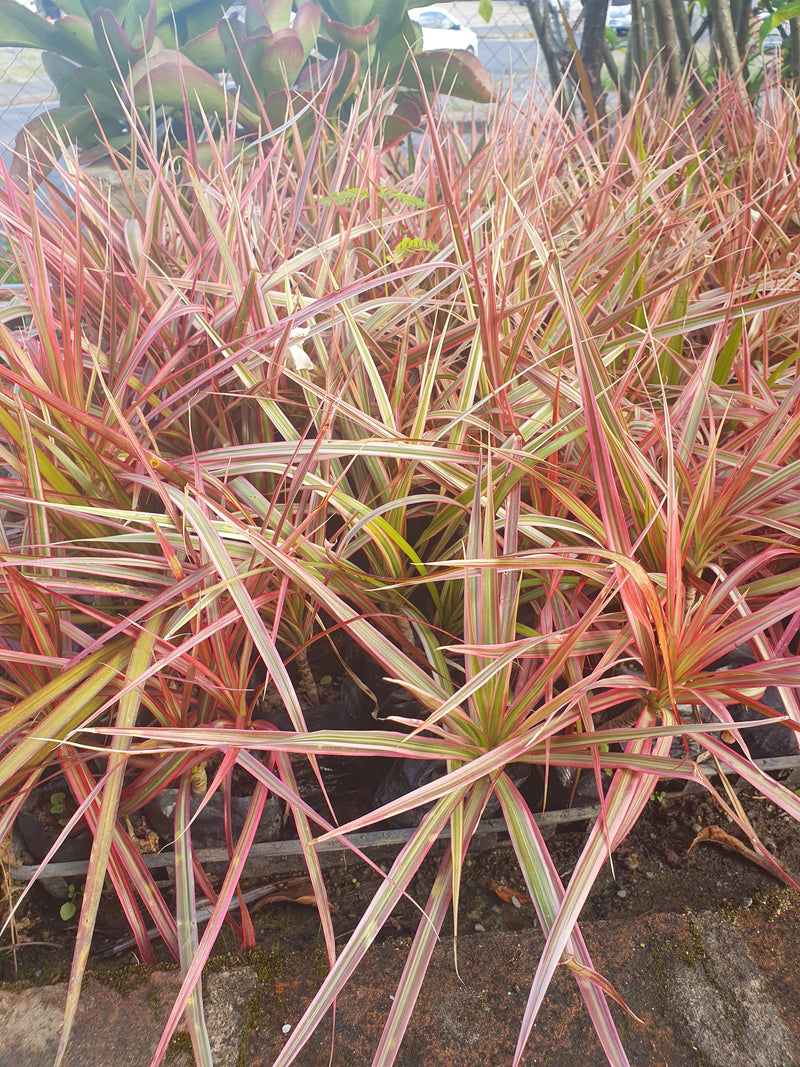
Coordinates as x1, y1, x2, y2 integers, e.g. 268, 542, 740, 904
488, 878, 529, 908
688, 824, 795, 886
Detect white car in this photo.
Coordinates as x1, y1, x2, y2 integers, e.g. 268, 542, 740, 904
409, 6, 479, 55
606, 3, 632, 37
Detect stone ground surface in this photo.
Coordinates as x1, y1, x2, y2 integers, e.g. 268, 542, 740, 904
1, 895, 798, 1066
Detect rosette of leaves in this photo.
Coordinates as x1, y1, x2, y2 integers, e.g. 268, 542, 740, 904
0, 0, 325, 168
0, 0, 492, 176
317, 0, 493, 102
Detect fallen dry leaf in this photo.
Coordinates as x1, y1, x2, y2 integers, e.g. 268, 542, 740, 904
250, 876, 322, 911
687, 824, 795, 887
487, 879, 530, 909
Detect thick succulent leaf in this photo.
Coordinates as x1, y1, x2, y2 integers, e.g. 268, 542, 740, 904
244, 0, 267, 35
10, 104, 101, 181
320, 10, 379, 50
325, 0, 376, 25
181, 24, 226, 71
52, 13, 111, 63
41, 49, 79, 91
160, 0, 227, 42
292, 1, 321, 54
361, 0, 406, 34
404, 49, 495, 103
153, 0, 217, 24
295, 49, 360, 109
263, 0, 292, 32
0, 3, 103, 65
218, 11, 245, 60
120, 0, 154, 47
129, 50, 260, 127
220, 19, 256, 103
42, 52, 122, 117
42, 50, 90, 94
382, 94, 423, 149
259, 29, 307, 91
55, 0, 99, 15
91, 7, 148, 68
0, 0, 56, 48
403, 13, 423, 53
259, 88, 317, 135
323, 47, 361, 109
229, 36, 263, 108
243, 31, 306, 97
373, 19, 420, 76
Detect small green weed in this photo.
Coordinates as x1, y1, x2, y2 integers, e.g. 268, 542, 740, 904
59, 884, 80, 922
49, 792, 68, 826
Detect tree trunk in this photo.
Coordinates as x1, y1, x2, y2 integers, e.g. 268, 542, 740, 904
603, 38, 631, 110
652, 0, 682, 96
732, 0, 751, 63
671, 0, 703, 98
580, 0, 611, 114
707, 0, 746, 88
704, 6, 720, 69
642, 0, 658, 62
791, 18, 800, 83
523, 0, 569, 97
629, 0, 647, 84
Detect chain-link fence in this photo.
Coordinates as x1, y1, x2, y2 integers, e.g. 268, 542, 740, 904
0, 2, 548, 159
450, 1, 547, 104
0, 46, 54, 105
1, 47, 56, 163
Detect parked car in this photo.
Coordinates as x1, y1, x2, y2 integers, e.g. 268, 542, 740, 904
606, 3, 632, 37
409, 6, 480, 55
17, 0, 59, 13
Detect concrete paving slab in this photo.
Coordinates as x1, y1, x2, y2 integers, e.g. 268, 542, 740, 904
0, 971, 191, 1067
1, 894, 797, 1065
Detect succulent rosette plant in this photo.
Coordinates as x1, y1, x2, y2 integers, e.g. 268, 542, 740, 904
0, 0, 493, 173
317, 0, 492, 97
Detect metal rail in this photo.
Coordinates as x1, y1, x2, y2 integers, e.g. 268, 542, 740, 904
11, 754, 800, 885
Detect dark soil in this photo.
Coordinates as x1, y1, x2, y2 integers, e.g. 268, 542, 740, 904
4, 784, 799, 989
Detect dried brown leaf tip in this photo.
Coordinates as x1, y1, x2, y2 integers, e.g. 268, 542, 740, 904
125, 815, 160, 855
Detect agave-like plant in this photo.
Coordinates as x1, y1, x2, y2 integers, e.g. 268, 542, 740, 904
0, 0, 492, 171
